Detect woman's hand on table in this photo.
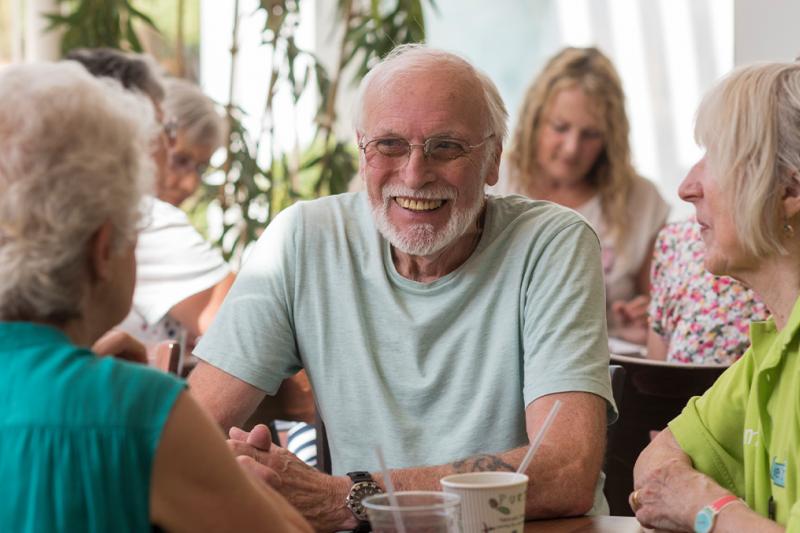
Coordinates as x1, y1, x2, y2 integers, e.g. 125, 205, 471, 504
92, 330, 148, 364
611, 295, 650, 344
632, 456, 729, 531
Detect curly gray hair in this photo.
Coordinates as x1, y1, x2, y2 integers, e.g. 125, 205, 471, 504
0, 62, 155, 323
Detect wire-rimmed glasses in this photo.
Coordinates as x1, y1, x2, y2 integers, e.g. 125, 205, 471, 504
359, 134, 495, 170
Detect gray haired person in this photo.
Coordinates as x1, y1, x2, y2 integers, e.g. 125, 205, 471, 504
158, 78, 226, 207
0, 61, 310, 532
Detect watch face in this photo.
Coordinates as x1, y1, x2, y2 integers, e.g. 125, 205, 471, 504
694, 508, 714, 533
347, 481, 382, 521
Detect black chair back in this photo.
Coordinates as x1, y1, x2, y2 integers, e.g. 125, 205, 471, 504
604, 354, 727, 515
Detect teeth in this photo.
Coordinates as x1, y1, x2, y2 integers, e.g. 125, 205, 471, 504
395, 197, 444, 211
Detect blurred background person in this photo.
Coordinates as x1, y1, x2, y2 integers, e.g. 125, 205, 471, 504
158, 77, 226, 207
67, 47, 316, 447
66, 48, 234, 355
647, 219, 768, 365
0, 61, 310, 533
504, 47, 669, 344
633, 61, 800, 532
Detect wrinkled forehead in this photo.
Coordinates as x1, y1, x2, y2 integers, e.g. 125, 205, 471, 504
360, 63, 489, 138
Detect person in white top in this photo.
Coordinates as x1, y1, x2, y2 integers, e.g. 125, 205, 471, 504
503, 46, 669, 344
65, 49, 234, 351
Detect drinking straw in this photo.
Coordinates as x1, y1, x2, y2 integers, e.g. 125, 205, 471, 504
375, 446, 407, 533
517, 399, 563, 474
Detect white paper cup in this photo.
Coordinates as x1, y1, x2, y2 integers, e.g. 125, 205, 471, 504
363, 491, 462, 533
440, 472, 528, 533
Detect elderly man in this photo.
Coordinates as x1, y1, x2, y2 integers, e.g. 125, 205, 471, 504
189, 44, 614, 531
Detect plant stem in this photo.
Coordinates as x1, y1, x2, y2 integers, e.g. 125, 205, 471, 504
222, 0, 241, 210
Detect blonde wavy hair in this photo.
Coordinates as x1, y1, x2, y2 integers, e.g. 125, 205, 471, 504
696, 61, 800, 257
507, 47, 637, 248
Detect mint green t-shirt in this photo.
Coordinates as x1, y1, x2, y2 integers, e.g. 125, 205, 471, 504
0, 322, 184, 532
195, 192, 614, 510
670, 295, 800, 530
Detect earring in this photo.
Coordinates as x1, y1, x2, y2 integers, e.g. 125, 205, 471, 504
785, 222, 795, 238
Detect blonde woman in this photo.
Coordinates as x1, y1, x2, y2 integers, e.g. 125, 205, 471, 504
633, 62, 800, 532
505, 47, 669, 343
0, 62, 310, 533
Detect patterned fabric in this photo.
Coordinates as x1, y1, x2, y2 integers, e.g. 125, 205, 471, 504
286, 422, 317, 468
649, 219, 769, 365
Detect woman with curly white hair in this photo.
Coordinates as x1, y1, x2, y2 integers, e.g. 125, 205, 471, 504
0, 62, 310, 532
632, 62, 800, 532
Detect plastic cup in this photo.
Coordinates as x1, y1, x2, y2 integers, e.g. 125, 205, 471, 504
363, 491, 462, 533
440, 472, 528, 533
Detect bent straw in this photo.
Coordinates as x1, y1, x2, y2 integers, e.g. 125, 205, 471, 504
375, 446, 407, 533
517, 399, 563, 474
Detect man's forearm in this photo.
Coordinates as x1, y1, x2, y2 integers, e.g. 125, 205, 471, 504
374, 445, 599, 519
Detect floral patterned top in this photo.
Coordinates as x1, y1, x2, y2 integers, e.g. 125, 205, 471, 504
649, 220, 769, 365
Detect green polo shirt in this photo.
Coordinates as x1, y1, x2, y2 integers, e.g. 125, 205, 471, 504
669, 295, 800, 530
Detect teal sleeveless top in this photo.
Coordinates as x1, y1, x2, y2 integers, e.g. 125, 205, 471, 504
0, 322, 185, 532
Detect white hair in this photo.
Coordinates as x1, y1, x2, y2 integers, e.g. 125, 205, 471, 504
0, 62, 156, 322
353, 44, 508, 144
696, 61, 800, 256
163, 78, 226, 149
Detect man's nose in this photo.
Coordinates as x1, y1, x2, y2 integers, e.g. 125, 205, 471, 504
401, 145, 436, 188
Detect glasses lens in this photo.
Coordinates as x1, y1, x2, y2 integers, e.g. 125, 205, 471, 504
425, 138, 468, 161
364, 138, 409, 169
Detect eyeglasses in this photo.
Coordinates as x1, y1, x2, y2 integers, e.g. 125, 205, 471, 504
168, 151, 209, 176
359, 134, 495, 170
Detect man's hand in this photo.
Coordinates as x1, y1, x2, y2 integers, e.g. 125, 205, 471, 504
92, 330, 148, 364
227, 424, 354, 532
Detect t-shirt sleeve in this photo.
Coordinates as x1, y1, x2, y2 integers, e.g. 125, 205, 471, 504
133, 199, 230, 325
522, 220, 616, 421
192, 205, 303, 395
668, 352, 755, 494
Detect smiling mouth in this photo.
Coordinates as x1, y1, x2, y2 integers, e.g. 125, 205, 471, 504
394, 196, 446, 212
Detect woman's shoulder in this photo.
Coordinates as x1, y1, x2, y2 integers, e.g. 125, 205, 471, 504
628, 175, 669, 210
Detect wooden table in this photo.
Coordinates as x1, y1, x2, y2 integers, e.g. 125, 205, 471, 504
525, 515, 645, 532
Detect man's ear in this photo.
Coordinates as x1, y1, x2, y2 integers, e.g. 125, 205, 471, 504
783, 172, 800, 220
88, 221, 115, 283
485, 143, 503, 187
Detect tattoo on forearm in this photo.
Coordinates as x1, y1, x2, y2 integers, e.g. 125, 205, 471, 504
452, 454, 515, 473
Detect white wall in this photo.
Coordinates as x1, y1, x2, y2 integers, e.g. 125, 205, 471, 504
734, 0, 800, 64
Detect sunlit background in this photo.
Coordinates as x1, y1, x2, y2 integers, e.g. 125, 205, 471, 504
3, 0, 799, 225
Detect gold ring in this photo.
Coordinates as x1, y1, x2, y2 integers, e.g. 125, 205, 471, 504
630, 490, 641, 510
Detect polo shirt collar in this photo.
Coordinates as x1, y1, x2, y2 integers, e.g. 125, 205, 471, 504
749, 294, 800, 371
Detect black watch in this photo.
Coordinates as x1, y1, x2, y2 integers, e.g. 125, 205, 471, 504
346, 471, 383, 525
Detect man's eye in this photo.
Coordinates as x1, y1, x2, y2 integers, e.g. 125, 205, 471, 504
375, 139, 408, 156
428, 139, 465, 159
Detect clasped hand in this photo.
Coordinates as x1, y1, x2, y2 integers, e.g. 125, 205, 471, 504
228, 424, 344, 531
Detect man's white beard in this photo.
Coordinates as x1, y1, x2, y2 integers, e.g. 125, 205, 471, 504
370, 181, 485, 256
